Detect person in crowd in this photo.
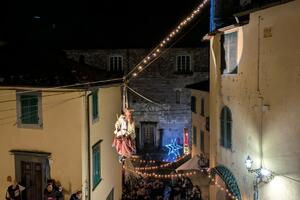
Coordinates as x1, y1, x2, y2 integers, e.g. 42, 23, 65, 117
44, 182, 63, 200
5, 179, 25, 200
70, 190, 82, 200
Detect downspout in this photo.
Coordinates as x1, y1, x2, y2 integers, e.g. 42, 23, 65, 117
86, 92, 92, 200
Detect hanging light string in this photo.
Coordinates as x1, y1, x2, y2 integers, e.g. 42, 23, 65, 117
0, 77, 123, 98
126, 85, 165, 110
132, 154, 190, 171
124, 0, 209, 81
123, 165, 239, 200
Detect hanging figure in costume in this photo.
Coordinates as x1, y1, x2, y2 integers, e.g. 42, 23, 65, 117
112, 108, 136, 163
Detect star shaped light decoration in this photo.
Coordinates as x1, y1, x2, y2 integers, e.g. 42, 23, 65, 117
165, 139, 182, 161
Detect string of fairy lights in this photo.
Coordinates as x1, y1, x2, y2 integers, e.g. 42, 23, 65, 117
124, 156, 240, 200
124, 0, 209, 82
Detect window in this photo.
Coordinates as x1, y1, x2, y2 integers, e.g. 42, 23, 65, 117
176, 55, 191, 73
220, 106, 232, 149
17, 92, 42, 128
175, 90, 181, 104
106, 188, 114, 200
92, 140, 102, 189
92, 90, 99, 121
200, 98, 205, 116
200, 130, 205, 152
221, 31, 238, 74
191, 96, 196, 113
193, 126, 197, 145
109, 56, 123, 72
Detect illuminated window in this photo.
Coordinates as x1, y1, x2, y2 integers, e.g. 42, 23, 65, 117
220, 106, 232, 149
221, 31, 238, 74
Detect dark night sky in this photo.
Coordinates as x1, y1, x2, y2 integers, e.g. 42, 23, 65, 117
1, 0, 210, 49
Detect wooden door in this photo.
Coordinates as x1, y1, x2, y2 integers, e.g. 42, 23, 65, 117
142, 123, 156, 150
21, 161, 43, 200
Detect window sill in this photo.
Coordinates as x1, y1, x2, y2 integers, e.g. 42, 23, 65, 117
17, 123, 43, 129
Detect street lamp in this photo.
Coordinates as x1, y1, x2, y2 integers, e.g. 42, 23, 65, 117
245, 156, 274, 200
244, 156, 274, 183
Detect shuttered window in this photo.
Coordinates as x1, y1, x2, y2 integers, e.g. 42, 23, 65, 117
17, 92, 42, 128
176, 55, 191, 73
92, 90, 99, 121
92, 140, 102, 189
193, 126, 197, 145
200, 130, 205, 152
220, 106, 232, 149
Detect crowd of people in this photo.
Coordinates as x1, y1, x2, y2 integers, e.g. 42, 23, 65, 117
5, 177, 82, 200
122, 176, 202, 200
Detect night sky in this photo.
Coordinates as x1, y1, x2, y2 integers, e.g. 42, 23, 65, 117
1, 0, 210, 49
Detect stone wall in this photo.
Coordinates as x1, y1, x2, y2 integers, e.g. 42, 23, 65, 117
65, 47, 209, 158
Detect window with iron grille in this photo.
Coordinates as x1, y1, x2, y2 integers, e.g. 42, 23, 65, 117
176, 55, 191, 73
109, 56, 123, 72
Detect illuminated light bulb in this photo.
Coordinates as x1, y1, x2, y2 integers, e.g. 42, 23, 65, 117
147, 56, 151, 60
153, 53, 157, 57
226, 189, 229, 192
166, 37, 170, 41
143, 60, 147, 63
221, 187, 224, 191
160, 43, 164, 47
228, 194, 232, 197
156, 49, 160, 52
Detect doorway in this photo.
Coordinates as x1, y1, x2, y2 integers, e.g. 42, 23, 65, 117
12, 151, 50, 200
141, 122, 157, 151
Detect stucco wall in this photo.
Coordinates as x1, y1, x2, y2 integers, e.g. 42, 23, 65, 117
0, 89, 85, 199
191, 90, 210, 158
90, 86, 122, 200
210, 1, 300, 199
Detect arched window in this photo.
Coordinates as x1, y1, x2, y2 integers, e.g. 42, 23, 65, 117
220, 106, 232, 149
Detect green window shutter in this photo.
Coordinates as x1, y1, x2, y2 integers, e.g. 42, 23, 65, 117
220, 106, 232, 149
92, 141, 102, 189
92, 90, 99, 120
20, 95, 39, 124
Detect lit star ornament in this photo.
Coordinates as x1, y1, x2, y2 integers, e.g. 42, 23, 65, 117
165, 139, 182, 161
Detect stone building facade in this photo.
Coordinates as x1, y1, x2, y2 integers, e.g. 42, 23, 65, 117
65, 48, 208, 159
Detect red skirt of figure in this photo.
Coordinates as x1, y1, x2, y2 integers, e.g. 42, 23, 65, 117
112, 136, 136, 158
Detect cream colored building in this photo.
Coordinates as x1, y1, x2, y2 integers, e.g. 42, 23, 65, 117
186, 81, 210, 159
0, 85, 122, 200
207, 0, 300, 199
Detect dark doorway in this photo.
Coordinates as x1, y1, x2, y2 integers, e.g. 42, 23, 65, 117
141, 122, 156, 151
12, 151, 50, 200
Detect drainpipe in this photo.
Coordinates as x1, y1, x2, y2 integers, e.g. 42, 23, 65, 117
86, 92, 92, 200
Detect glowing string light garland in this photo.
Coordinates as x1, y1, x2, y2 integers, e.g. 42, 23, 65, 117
124, 0, 210, 81
123, 165, 239, 200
